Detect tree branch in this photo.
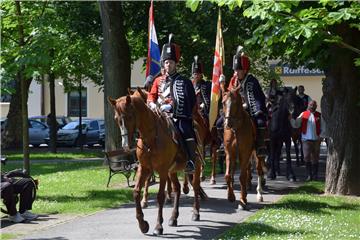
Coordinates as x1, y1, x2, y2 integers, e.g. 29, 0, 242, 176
25, 1, 49, 45
277, 11, 360, 55
2, 32, 20, 45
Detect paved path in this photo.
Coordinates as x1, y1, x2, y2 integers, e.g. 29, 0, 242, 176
2, 146, 327, 240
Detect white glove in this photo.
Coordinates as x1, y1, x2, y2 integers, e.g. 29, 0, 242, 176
148, 102, 157, 110
200, 103, 205, 109
242, 103, 248, 109
219, 74, 226, 83
160, 104, 172, 112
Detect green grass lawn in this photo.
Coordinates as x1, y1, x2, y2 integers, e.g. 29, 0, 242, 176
1, 161, 139, 215
2, 149, 103, 161
219, 182, 360, 240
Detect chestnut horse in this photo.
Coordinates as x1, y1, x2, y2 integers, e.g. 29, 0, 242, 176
222, 88, 266, 210
131, 88, 207, 206
108, 88, 202, 235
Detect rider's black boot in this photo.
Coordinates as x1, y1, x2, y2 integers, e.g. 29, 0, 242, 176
185, 140, 197, 173
256, 127, 268, 158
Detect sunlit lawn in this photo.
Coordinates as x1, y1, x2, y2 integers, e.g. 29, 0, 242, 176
2, 148, 103, 161
218, 181, 360, 240
1, 161, 140, 215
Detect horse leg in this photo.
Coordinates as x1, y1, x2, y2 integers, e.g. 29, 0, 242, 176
210, 142, 218, 185
191, 163, 201, 221
275, 140, 282, 176
199, 144, 206, 182
285, 138, 296, 182
268, 137, 277, 180
225, 144, 236, 203
182, 174, 190, 194
153, 173, 167, 236
141, 175, 150, 208
134, 166, 151, 234
255, 153, 265, 202
293, 138, 300, 167
168, 172, 180, 227
238, 158, 250, 210
165, 176, 172, 205
246, 163, 252, 191
300, 139, 305, 164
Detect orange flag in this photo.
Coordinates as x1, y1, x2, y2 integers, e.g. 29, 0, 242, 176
209, 10, 224, 130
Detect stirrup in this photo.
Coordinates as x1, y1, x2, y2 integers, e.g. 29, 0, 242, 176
184, 160, 195, 173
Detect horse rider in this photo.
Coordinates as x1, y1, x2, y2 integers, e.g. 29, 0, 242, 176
226, 46, 268, 158
147, 34, 197, 173
144, 65, 165, 92
191, 56, 211, 125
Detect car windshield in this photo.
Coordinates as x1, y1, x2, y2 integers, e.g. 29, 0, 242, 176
62, 121, 88, 130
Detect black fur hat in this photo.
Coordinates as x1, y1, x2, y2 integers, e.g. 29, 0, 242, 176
232, 46, 250, 71
161, 33, 180, 63
191, 55, 203, 74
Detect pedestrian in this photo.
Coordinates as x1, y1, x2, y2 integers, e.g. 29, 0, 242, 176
147, 34, 197, 173
297, 85, 312, 112
226, 46, 268, 158
291, 100, 322, 180
1, 173, 38, 223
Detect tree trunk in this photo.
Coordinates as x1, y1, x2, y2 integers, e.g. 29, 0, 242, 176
322, 24, 360, 195
99, 2, 131, 152
15, 1, 30, 174
2, 77, 29, 150
48, 72, 57, 153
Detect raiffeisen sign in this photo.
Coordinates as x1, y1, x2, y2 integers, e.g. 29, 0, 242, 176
272, 64, 324, 76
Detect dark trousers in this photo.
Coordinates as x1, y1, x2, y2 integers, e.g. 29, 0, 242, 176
173, 118, 195, 141
1, 178, 35, 215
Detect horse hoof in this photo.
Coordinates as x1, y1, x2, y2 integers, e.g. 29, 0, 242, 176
141, 201, 148, 209
168, 219, 177, 227
183, 186, 189, 195
192, 213, 200, 221
140, 221, 149, 233
210, 179, 216, 185
153, 227, 163, 236
201, 176, 206, 182
165, 198, 172, 205
261, 178, 266, 187
238, 202, 248, 211
228, 194, 236, 202
257, 195, 264, 202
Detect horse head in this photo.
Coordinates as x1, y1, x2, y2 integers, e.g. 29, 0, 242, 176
108, 95, 137, 151
282, 86, 302, 118
222, 86, 244, 129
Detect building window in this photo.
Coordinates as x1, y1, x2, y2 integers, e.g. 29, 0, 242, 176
68, 89, 87, 117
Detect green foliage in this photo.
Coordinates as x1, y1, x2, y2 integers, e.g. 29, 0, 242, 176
187, 0, 360, 70
123, 1, 276, 83
219, 182, 360, 239
1, 2, 103, 94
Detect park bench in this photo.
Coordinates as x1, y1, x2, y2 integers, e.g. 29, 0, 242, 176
104, 149, 138, 187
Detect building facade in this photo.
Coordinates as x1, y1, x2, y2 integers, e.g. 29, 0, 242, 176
0, 60, 324, 119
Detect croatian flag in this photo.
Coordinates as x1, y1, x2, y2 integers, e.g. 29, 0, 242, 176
209, 10, 225, 130
145, 0, 161, 78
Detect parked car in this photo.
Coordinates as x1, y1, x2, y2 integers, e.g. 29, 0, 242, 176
29, 115, 72, 130
45, 119, 105, 147
1, 118, 49, 147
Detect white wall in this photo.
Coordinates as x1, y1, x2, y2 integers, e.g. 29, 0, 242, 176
28, 81, 42, 117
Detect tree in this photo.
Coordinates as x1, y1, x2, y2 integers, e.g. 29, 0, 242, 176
1, 2, 102, 160
188, 0, 360, 195
99, 2, 131, 151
